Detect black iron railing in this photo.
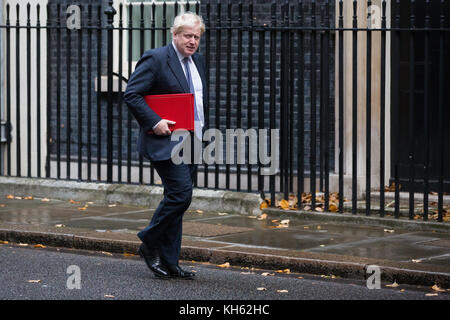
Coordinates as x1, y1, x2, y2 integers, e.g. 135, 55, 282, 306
0, 0, 448, 222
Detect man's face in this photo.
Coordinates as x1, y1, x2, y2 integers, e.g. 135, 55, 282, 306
173, 25, 202, 57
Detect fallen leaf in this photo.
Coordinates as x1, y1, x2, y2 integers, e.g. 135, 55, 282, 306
257, 287, 267, 291
104, 295, 115, 298
33, 244, 46, 249
386, 281, 399, 288
218, 212, 228, 216
41, 198, 50, 202
277, 290, 288, 293
303, 205, 311, 211
260, 201, 269, 210
384, 229, 395, 233
280, 219, 290, 226
123, 253, 135, 257
217, 262, 230, 268
411, 259, 422, 263
297, 276, 304, 279
425, 293, 438, 297
69, 199, 80, 204
6, 195, 14, 199
24, 196, 33, 200
278, 199, 290, 210
14, 196, 22, 200
257, 213, 268, 220
431, 284, 446, 292
108, 204, 117, 208
315, 206, 324, 212
261, 272, 275, 276
54, 224, 65, 228
196, 210, 204, 214
18, 243, 28, 246
28, 280, 41, 283
329, 203, 338, 212
0, 240, 9, 244
78, 206, 87, 211
101, 251, 113, 256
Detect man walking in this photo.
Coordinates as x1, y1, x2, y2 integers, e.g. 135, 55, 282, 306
124, 12, 207, 280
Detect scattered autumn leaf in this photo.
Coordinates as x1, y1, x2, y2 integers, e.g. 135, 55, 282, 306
24, 196, 33, 200
260, 201, 269, 210
28, 280, 41, 283
386, 281, 399, 288
425, 293, 438, 297
123, 253, 135, 257
69, 199, 80, 204
277, 290, 288, 293
33, 244, 46, 249
6, 195, 14, 199
261, 272, 275, 276
257, 213, 268, 220
431, 284, 446, 292
41, 198, 50, 202
196, 210, 204, 214
257, 287, 267, 291
278, 199, 290, 210
104, 295, 115, 298
384, 229, 395, 233
0, 240, 9, 244
217, 262, 230, 268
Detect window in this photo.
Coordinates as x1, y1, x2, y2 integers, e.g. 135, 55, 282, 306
127, 0, 196, 61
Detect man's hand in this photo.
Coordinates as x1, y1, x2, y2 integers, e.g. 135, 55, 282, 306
153, 120, 176, 136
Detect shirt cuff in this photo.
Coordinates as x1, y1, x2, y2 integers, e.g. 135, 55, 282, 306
152, 120, 163, 130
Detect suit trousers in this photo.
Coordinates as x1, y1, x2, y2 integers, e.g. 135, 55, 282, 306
137, 160, 196, 266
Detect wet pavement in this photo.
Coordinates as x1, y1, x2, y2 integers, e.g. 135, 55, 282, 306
0, 196, 449, 287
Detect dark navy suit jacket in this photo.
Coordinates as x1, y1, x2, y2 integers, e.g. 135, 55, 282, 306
124, 44, 207, 161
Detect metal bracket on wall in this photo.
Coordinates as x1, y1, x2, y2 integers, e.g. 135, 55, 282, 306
0, 121, 11, 144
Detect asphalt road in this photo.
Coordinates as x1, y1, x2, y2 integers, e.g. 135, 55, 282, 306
0, 242, 448, 315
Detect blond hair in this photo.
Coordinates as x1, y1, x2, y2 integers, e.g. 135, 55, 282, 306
171, 11, 205, 35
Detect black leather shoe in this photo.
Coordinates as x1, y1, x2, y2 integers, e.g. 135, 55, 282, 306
138, 243, 170, 279
166, 264, 196, 280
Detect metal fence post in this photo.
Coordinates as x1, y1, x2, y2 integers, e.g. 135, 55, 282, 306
105, 1, 116, 183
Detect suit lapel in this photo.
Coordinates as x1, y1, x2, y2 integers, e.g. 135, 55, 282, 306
167, 44, 190, 93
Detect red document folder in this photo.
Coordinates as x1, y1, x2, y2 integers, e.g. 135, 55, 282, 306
144, 93, 195, 132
